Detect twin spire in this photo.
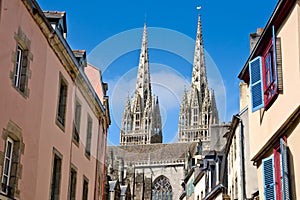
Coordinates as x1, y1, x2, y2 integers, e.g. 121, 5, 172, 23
121, 10, 219, 145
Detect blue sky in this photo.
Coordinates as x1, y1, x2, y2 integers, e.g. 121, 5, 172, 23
38, 0, 278, 145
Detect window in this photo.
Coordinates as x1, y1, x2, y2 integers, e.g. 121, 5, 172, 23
57, 75, 68, 128
1, 121, 24, 198
249, 26, 282, 112
85, 115, 92, 157
262, 138, 290, 200
73, 99, 81, 143
152, 176, 172, 200
50, 153, 62, 200
262, 40, 277, 106
12, 28, 32, 97
135, 121, 140, 130
69, 167, 77, 200
193, 109, 198, 125
233, 135, 236, 161
13, 45, 29, 93
145, 120, 148, 130
203, 114, 208, 125
82, 177, 88, 200
1, 138, 13, 195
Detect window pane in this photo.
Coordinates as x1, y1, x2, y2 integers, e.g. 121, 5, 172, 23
6, 141, 12, 158
82, 179, 88, 200
57, 77, 68, 126
51, 155, 62, 200
14, 47, 23, 87
85, 116, 92, 155
69, 168, 77, 200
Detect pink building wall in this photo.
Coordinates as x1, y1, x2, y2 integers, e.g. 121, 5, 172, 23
0, 0, 109, 199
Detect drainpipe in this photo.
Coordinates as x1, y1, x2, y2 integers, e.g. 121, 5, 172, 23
234, 114, 246, 200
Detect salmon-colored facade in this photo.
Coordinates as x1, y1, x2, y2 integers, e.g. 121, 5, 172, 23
0, 0, 110, 199
239, 0, 300, 199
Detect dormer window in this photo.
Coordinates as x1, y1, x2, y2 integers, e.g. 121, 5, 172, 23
73, 50, 87, 69
43, 11, 67, 39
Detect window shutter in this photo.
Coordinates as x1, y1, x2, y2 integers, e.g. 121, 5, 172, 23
262, 155, 276, 200
280, 138, 290, 200
249, 56, 264, 112
273, 28, 283, 93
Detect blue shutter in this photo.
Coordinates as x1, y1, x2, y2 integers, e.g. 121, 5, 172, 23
262, 155, 276, 200
249, 56, 264, 112
280, 138, 290, 200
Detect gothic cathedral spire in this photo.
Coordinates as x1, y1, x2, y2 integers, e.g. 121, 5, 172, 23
178, 13, 219, 143
134, 23, 152, 108
120, 24, 162, 145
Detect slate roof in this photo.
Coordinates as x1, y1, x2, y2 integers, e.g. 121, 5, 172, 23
107, 142, 198, 163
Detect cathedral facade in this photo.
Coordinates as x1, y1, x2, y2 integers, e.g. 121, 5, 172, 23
120, 24, 162, 146
178, 15, 219, 144
107, 13, 228, 200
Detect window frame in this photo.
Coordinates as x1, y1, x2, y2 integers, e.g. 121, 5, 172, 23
56, 73, 68, 130
1, 138, 14, 195
82, 176, 89, 200
69, 166, 77, 200
50, 150, 62, 200
12, 28, 32, 98
73, 98, 82, 145
262, 39, 278, 108
85, 115, 92, 157
14, 46, 23, 89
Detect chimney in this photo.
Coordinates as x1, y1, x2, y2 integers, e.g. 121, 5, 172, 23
250, 28, 264, 53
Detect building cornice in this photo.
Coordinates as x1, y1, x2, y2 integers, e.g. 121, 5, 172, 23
21, 0, 107, 121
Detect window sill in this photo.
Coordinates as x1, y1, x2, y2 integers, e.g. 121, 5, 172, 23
55, 119, 65, 132
0, 191, 14, 200
85, 152, 91, 160
72, 137, 80, 147
12, 84, 28, 99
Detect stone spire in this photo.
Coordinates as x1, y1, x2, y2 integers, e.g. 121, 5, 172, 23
120, 23, 162, 145
134, 23, 152, 108
178, 13, 219, 144
191, 14, 208, 101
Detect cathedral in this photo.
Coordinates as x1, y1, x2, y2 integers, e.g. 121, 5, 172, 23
107, 13, 227, 200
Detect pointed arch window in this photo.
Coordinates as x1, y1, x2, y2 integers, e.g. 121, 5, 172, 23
193, 109, 198, 126
152, 176, 172, 200
145, 120, 148, 130
181, 116, 185, 126
203, 114, 208, 125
